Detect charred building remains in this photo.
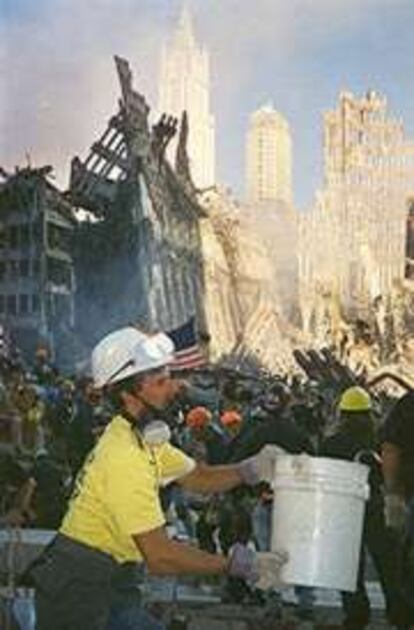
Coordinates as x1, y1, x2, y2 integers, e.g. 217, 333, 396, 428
70, 57, 206, 351
0, 166, 76, 364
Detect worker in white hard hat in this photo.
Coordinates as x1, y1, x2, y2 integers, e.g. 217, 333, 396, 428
30, 326, 288, 630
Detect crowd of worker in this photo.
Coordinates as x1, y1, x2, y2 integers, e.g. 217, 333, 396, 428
0, 341, 321, 530
0, 331, 413, 629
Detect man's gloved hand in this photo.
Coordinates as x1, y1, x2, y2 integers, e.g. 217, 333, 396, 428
256, 550, 289, 589
228, 543, 289, 587
237, 445, 286, 486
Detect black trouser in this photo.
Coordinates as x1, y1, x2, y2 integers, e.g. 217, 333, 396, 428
341, 506, 407, 629
31, 534, 117, 630
398, 498, 414, 628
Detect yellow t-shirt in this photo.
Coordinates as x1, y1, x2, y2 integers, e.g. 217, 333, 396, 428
60, 415, 195, 563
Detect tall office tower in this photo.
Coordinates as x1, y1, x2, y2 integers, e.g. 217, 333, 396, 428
246, 103, 293, 205
158, 4, 215, 188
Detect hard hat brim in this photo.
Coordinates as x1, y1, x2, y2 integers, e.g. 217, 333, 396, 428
94, 331, 175, 388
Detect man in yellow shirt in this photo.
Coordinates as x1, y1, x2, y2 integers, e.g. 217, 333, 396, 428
31, 327, 286, 630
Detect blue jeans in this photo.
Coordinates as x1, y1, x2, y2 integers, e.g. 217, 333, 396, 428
107, 601, 165, 630
252, 501, 272, 551
295, 584, 315, 612
14, 597, 165, 630
107, 563, 165, 630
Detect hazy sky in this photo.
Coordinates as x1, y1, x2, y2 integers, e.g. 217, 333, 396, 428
1, 0, 413, 208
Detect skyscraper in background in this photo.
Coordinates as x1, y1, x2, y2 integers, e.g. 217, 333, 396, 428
246, 103, 293, 205
158, 4, 215, 189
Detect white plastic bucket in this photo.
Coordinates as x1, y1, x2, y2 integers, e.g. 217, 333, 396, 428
271, 455, 369, 592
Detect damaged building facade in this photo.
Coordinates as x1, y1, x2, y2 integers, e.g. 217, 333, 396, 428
70, 56, 207, 352
199, 187, 297, 373
299, 91, 414, 339
0, 166, 76, 364
70, 56, 297, 371
0, 57, 207, 367
405, 197, 414, 280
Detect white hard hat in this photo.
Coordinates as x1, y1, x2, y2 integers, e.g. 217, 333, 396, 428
92, 327, 175, 388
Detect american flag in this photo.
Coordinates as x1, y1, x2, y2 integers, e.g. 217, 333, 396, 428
167, 318, 206, 370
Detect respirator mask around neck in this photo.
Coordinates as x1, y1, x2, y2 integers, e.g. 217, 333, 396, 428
131, 393, 172, 446
141, 419, 171, 445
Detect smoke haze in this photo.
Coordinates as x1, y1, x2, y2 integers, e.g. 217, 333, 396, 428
1, 0, 413, 204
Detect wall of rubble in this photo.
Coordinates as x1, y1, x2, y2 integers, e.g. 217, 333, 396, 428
199, 188, 298, 373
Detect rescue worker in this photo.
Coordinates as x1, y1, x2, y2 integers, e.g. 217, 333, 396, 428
381, 391, 414, 627
183, 407, 222, 552
220, 409, 243, 440
31, 327, 287, 630
184, 406, 228, 464
226, 398, 313, 463
321, 386, 405, 629
224, 393, 315, 617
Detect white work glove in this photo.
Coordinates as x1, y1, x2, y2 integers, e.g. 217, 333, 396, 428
256, 551, 289, 589
237, 445, 286, 486
228, 543, 288, 587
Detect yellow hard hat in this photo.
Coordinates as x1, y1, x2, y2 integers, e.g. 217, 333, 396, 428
339, 386, 372, 412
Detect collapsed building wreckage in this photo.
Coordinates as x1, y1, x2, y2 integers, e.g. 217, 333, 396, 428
1, 67, 414, 379
199, 188, 299, 373
0, 58, 214, 367
0, 57, 208, 367
70, 77, 414, 381
203, 91, 414, 381
298, 91, 414, 383
70, 56, 300, 372
0, 165, 76, 368
70, 56, 207, 352
0, 56, 298, 371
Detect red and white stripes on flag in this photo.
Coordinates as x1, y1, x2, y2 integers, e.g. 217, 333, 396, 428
172, 347, 206, 370
166, 317, 206, 370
